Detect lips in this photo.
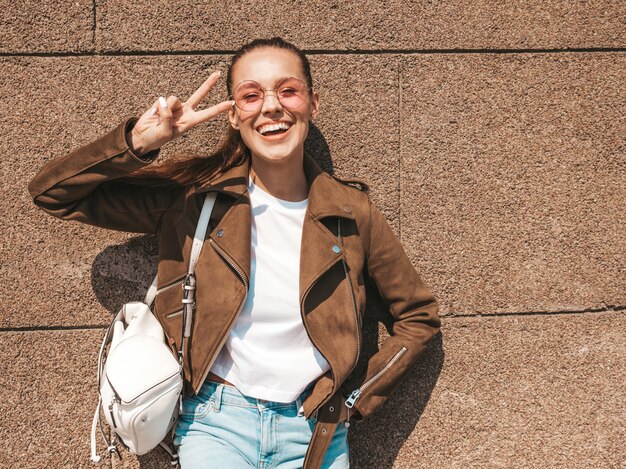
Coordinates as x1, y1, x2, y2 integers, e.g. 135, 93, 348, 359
256, 121, 293, 135
256, 121, 293, 140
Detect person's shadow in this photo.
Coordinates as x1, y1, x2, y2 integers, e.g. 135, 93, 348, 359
90, 124, 444, 468
346, 278, 444, 468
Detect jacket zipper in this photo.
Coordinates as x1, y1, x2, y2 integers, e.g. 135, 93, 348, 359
156, 277, 185, 296
299, 260, 340, 420
338, 219, 361, 378
301, 218, 362, 420
344, 346, 408, 425
192, 238, 249, 395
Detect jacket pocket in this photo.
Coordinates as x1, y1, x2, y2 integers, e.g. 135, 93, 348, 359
154, 274, 186, 347
154, 274, 186, 318
165, 309, 183, 320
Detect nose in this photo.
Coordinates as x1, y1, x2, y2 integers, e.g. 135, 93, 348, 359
261, 90, 283, 114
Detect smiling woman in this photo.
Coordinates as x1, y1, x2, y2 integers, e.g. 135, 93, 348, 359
225, 46, 319, 201
27, 37, 440, 469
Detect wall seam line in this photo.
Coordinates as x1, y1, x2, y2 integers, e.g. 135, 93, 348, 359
442, 304, 626, 320
1, 47, 625, 58
2, 304, 624, 331
91, 0, 97, 50
398, 55, 402, 242
0, 324, 107, 332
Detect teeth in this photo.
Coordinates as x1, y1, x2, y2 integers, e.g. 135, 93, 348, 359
258, 122, 291, 135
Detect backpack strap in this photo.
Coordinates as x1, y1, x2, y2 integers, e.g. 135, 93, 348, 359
180, 192, 217, 362
143, 191, 217, 307
90, 192, 217, 462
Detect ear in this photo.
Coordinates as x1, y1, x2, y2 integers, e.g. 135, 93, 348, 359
310, 89, 320, 119
228, 105, 240, 130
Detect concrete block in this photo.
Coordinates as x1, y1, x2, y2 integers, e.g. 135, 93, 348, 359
350, 311, 625, 468
0, 0, 94, 53
0, 329, 106, 468
399, 53, 626, 315
95, 1, 626, 52
308, 55, 400, 227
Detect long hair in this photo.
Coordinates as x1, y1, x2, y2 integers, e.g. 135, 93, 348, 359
126, 37, 314, 188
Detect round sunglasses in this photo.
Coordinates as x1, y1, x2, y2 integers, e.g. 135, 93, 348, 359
230, 77, 311, 112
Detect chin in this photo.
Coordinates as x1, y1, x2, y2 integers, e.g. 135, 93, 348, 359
245, 133, 306, 164
251, 146, 300, 164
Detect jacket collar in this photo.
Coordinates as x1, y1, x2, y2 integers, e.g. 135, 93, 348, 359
192, 152, 357, 220
192, 151, 358, 309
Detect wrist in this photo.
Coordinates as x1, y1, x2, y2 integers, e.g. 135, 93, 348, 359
125, 130, 146, 157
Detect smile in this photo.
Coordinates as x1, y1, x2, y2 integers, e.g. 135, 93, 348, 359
256, 122, 293, 138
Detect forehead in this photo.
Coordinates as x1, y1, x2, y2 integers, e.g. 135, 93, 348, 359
231, 48, 305, 86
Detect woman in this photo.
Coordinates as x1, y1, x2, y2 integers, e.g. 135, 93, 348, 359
28, 37, 440, 468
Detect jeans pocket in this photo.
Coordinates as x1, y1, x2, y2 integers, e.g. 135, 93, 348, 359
181, 394, 215, 418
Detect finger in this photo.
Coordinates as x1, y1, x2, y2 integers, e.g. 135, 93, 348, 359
166, 95, 183, 112
141, 98, 160, 120
185, 71, 222, 109
157, 96, 173, 132
190, 100, 235, 126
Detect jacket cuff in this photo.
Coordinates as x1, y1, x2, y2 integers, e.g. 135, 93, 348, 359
28, 116, 159, 198
341, 338, 428, 421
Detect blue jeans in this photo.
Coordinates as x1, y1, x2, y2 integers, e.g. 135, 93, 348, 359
173, 379, 350, 468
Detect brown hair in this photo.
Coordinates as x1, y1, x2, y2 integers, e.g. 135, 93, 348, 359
127, 37, 314, 188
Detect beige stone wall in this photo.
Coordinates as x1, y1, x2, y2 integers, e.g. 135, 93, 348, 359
1, 2, 624, 468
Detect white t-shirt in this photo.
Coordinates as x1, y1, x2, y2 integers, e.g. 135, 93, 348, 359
209, 176, 330, 402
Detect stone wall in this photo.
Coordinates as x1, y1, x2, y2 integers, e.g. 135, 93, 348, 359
1, 2, 624, 467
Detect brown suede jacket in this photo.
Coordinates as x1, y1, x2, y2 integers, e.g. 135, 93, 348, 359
28, 116, 440, 468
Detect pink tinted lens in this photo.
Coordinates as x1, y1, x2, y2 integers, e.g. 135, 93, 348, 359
277, 78, 307, 109
234, 81, 264, 111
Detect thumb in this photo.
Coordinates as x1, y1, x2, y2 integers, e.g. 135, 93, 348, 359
140, 99, 159, 121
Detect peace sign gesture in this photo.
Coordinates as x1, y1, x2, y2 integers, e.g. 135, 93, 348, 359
126, 71, 234, 157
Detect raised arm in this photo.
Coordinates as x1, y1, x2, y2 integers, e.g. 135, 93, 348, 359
28, 116, 181, 233
28, 71, 234, 233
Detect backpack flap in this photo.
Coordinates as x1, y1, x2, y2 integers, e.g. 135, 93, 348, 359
120, 301, 165, 341
105, 334, 181, 403
104, 302, 180, 404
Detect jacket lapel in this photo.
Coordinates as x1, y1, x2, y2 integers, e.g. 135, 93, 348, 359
298, 156, 356, 306
193, 159, 251, 283
190, 152, 358, 298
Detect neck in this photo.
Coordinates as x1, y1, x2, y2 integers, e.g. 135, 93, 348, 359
249, 153, 309, 202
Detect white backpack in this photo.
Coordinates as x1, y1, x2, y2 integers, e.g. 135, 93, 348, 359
90, 193, 217, 463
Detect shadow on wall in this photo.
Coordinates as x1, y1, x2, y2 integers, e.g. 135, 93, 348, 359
91, 234, 158, 315
88, 125, 443, 467
348, 278, 444, 469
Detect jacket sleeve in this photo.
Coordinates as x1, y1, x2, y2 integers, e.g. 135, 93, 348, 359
28, 116, 183, 234
346, 196, 441, 420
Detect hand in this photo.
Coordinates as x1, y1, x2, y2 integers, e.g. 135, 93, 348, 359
126, 71, 234, 156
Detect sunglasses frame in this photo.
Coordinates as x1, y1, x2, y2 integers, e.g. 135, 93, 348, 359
229, 76, 312, 111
